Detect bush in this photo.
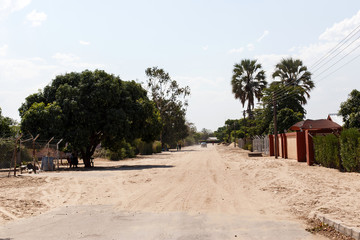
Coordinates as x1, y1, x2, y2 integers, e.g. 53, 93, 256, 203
0, 140, 32, 168
108, 148, 127, 161
0, 139, 14, 168
100, 140, 136, 161
134, 139, 153, 155
313, 134, 340, 169
152, 141, 162, 153
244, 143, 252, 151
340, 128, 360, 172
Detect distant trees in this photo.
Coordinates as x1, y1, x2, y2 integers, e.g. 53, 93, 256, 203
20, 70, 161, 167
145, 66, 190, 147
339, 89, 360, 129
231, 59, 267, 118
0, 108, 14, 138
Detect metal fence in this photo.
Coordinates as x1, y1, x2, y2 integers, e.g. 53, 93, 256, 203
252, 136, 269, 155
0, 136, 67, 175
237, 138, 245, 149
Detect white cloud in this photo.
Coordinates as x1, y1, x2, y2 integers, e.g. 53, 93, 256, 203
257, 30, 269, 42
52, 52, 80, 64
26, 9, 47, 26
228, 47, 244, 54
247, 43, 255, 51
254, 53, 287, 76
0, 53, 104, 121
0, 0, 31, 16
52, 52, 104, 70
202, 45, 208, 51
79, 40, 90, 45
319, 10, 360, 42
0, 44, 8, 56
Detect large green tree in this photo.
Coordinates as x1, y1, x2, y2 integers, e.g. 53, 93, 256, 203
145, 66, 190, 147
272, 58, 314, 105
20, 70, 161, 167
231, 59, 267, 118
339, 89, 360, 128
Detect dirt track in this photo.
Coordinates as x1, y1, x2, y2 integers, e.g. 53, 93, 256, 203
3, 144, 357, 239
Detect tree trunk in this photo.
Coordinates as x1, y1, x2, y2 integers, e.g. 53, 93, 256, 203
83, 156, 92, 168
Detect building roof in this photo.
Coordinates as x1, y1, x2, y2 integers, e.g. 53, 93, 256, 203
289, 119, 342, 131
327, 114, 344, 126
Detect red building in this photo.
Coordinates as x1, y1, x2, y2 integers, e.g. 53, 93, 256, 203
269, 119, 342, 165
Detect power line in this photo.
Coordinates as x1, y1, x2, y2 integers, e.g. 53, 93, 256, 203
268, 23, 360, 101
312, 33, 360, 74
310, 24, 360, 70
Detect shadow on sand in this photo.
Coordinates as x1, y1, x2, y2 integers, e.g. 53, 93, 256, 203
61, 164, 174, 172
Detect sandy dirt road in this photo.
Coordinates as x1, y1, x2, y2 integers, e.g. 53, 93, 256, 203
0, 144, 342, 239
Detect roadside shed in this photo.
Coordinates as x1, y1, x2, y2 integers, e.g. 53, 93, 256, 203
269, 119, 342, 165
291, 119, 342, 165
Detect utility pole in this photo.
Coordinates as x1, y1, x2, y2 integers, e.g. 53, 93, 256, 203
273, 95, 278, 159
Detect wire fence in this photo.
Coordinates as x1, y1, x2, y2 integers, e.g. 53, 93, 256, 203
252, 136, 270, 156
236, 136, 269, 156
0, 136, 67, 176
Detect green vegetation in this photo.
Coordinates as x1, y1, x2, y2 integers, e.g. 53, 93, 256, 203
20, 70, 162, 167
272, 58, 314, 105
231, 59, 267, 118
0, 139, 32, 168
313, 134, 341, 169
313, 129, 360, 172
145, 67, 190, 148
340, 128, 360, 172
0, 108, 16, 138
218, 57, 313, 143
339, 89, 360, 129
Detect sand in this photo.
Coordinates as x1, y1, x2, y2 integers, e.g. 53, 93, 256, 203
1, 144, 358, 239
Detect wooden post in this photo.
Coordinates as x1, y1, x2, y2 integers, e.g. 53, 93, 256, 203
56, 139, 63, 170
32, 134, 39, 174
8, 134, 22, 177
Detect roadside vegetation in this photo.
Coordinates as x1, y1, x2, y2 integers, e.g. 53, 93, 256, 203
215, 57, 314, 145
1, 68, 194, 168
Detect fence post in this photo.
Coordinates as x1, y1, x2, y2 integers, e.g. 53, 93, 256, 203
46, 137, 54, 171
56, 139, 63, 170
8, 134, 22, 177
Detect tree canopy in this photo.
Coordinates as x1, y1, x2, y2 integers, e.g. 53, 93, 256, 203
339, 89, 360, 129
272, 58, 314, 105
20, 70, 161, 167
145, 66, 190, 147
0, 108, 14, 138
231, 59, 267, 118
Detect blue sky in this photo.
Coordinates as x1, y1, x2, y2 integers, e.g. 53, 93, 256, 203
1, 0, 360, 131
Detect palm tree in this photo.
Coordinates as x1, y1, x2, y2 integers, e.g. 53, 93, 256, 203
272, 58, 314, 105
231, 59, 267, 118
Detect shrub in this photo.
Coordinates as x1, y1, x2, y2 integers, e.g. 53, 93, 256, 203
102, 140, 136, 161
0, 139, 14, 168
313, 134, 340, 169
152, 141, 162, 153
134, 139, 153, 155
245, 143, 252, 151
0, 140, 32, 168
108, 148, 127, 161
340, 128, 360, 172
